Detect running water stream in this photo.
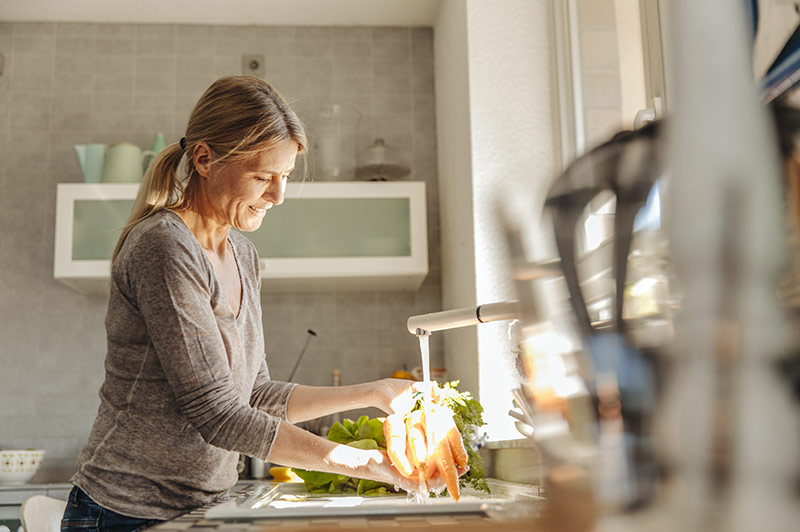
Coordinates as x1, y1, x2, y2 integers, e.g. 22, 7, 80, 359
417, 333, 430, 383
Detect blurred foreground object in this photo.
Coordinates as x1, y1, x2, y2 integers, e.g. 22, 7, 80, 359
662, 1, 800, 530
498, 1, 800, 530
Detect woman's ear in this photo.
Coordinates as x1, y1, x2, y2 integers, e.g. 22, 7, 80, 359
193, 142, 213, 178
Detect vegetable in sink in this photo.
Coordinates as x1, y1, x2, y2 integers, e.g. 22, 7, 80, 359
292, 381, 488, 498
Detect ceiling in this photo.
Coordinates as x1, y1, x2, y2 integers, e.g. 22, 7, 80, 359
0, 0, 441, 26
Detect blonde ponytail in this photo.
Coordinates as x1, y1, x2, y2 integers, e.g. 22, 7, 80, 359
111, 142, 185, 262
110, 75, 307, 264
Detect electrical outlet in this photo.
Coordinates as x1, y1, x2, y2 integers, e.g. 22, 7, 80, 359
242, 54, 265, 77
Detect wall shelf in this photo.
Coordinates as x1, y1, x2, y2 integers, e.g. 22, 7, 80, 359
54, 181, 428, 296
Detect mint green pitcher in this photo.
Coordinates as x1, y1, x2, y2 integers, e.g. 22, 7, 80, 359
74, 144, 106, 183
144, 132, 167, 171
102, 142, 149, 183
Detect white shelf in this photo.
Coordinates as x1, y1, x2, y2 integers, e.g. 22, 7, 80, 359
54, 181, 428, 296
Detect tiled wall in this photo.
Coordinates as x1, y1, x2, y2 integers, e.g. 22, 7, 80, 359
577, 0, 624, 147
0, 22, 442, 482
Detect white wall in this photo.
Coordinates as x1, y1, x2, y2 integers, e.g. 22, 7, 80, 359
433, 0, 479, 398
435, 0, 558, 441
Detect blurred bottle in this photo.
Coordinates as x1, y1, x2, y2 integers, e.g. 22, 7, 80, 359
315, 104, 359, 180
319, 369, 342, 437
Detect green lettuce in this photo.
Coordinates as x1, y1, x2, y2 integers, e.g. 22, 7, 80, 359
293, 415, 397, 496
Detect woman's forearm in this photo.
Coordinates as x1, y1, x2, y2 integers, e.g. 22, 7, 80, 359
285, 383, 381, 423
285, 379, 417, 424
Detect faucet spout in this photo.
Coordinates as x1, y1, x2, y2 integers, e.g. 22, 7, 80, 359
406, 300, 519, 335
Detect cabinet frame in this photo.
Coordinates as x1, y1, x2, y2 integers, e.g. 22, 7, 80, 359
54, 182, 428, 295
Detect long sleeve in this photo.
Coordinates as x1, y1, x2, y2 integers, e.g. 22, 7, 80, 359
250, 357, 296, 419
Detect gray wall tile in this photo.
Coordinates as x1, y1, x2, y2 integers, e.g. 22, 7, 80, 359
14, 35, 55, 55
55, 36, 95, 56
334, 39, 372, 59
12, 22, 55, 38
95, 37, 135, 55
411, 27, 433, 57
0, 23, 13, 50
175, 36, 215, 56
334, 27, 371, 42
56, 23, 97, 39
95, 24, 136, 39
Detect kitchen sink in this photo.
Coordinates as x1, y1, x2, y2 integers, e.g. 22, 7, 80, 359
204, 481, 537, 521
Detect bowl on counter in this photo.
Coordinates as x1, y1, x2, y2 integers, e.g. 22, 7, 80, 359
0, 449, 45, 484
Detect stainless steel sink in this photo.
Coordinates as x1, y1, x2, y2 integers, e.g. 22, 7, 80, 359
204, 481, 537, 521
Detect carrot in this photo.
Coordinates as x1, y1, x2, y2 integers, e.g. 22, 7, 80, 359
434, 433, 460, 500
427, 404, 460, 500
447, 425, 469, 468
405, 409, 431, 483
384, 413, 415, 478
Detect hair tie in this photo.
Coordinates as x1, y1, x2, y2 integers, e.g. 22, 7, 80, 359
179, 137, 187, 151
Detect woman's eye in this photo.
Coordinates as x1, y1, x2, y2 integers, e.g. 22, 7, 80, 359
255, 176, 269, 182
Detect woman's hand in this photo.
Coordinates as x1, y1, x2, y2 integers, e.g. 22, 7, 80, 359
371, 378, 435, 415
286, 379, 433, 424
366, 450, 468, 495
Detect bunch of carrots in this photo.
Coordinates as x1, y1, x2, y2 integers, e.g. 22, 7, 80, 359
383, 384, 469, 500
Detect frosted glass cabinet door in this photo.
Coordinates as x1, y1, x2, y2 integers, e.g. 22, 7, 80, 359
245, 197, 411, 258
72, 199, 134, 260
54, 184, 140, 287
254, 181, 428, 292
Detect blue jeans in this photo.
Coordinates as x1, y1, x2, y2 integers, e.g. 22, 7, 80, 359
61, 486, 163, 532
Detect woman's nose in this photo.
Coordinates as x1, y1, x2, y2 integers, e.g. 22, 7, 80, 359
263, 177, 286, 205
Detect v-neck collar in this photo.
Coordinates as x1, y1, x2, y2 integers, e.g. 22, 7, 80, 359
163, 209, 246, 322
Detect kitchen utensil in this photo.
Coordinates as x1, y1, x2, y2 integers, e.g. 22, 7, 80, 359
250, 457, 266, 479
101, 142, 152, 183
74, 144, 106, 183
0, 449, 45, 484
286, 329, 317, 381
544, 122, 664, 339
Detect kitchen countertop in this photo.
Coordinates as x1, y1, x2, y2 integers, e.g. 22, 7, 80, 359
0, 483, 73, 506
2, 480, 543, 530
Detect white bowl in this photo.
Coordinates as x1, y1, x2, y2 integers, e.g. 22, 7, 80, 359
0, 450, 46, 484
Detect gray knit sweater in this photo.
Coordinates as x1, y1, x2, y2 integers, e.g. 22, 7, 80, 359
71, 210, 295, 520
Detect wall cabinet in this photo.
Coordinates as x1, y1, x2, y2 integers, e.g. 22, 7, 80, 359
54, 182, 428, 296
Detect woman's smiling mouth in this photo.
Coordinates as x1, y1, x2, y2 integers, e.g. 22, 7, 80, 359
249, 205, 268, 217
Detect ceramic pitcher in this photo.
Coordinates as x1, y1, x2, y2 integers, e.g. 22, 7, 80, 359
101, 142, 150, 183
143, 132, 167, 172
73, 144, 106, 183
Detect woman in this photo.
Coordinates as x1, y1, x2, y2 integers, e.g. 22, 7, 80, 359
62, 76, 434, 531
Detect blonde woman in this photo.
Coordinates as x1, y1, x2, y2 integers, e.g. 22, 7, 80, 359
62, 76, 429, 530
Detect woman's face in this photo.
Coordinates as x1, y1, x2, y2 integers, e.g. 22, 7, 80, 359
204, 139, 299, 232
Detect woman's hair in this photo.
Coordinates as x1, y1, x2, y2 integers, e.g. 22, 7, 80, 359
112, 75, 307, 262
